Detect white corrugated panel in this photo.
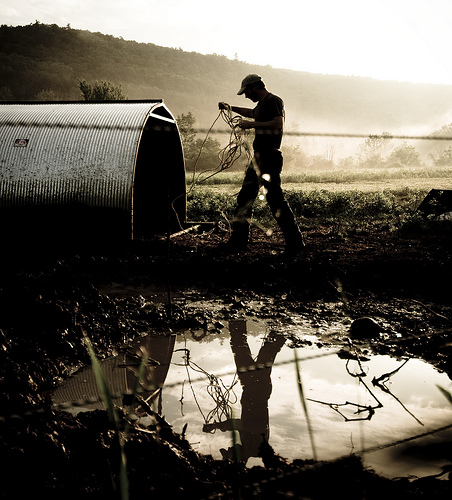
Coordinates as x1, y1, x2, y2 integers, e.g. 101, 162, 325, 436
0, 101, 165, 210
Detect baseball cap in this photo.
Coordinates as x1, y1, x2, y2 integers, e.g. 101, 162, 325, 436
237, 74, 262, 95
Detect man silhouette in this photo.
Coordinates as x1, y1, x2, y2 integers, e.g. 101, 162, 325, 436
219, 74, 304, 254
203, 320, 286, 463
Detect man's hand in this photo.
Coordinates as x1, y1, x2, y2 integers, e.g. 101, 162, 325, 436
218, 102, 230, 111
238, 119, 254, 129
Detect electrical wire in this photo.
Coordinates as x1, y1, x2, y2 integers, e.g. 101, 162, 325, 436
192, 108, 253, 185
171, 107, 253, 232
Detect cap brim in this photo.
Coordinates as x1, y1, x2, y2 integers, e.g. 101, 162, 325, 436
237, 86, 246, 95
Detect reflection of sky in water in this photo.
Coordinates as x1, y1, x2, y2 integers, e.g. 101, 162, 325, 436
162, 319, 452, 478
53, 317, 452, 479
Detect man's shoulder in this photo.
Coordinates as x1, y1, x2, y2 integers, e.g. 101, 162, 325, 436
264, 92, 284, 117
266, 93, 284, 115
253, 91, 285, 122
266, 92, 284, 104
257, 92, 284, 110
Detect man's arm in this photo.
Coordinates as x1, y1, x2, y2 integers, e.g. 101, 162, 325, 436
239, 115, 283, 131
218, 102, 283, 130
203, 419, 242, 433
230, 105, 254, 118
219, 102, 254, 118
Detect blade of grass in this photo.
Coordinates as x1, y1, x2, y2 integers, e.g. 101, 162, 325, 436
228, 408, 243, 500
119, 446, 129, 500
119, 347, 150, 500
437, 385, 452, 405
82, 331, 118, 426
229, 408, 241, 466
82, 329, 128, 500
130, 348, 149, 405
294, 349, 317, 461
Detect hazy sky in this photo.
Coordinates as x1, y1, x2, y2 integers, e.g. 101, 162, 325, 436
2, 0, 452, 85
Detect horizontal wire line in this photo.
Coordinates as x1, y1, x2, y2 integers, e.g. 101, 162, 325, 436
195, 128, 452, 141
4, 118, 452, 141
357, 423, 452, 456
1, 349, 340, 419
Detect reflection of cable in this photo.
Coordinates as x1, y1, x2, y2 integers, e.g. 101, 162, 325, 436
205, 373, 238, 427
176, 347, 239, 427
194, 129, 452, 141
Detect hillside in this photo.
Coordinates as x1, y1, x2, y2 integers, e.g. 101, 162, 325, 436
2, 22, 452, 137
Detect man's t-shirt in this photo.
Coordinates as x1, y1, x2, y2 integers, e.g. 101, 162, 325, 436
252, 93, 284, 151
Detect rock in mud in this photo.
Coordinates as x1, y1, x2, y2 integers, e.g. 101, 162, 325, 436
350, 317, 382, 339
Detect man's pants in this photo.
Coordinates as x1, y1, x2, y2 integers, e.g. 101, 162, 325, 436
230, 149, 303, 247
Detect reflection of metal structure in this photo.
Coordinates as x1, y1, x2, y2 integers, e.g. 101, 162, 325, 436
52, 335, 176, 413
0, 101, 186, 241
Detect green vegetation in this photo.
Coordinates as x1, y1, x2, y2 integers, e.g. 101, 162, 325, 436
184, 118, 452, 173
186, 166, 441, 234
177, 112, 222, 172
2, 22, 451, 196
188, 167, 452, 186
83, 331, 129, 499
79, 79, 127, 101
187, 186, 425, 232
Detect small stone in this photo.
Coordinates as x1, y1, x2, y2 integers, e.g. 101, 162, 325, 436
350, 317, 382, 339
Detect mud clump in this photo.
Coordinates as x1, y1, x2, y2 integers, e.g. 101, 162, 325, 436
350, 317, 382, 339
1, 223, 452, 498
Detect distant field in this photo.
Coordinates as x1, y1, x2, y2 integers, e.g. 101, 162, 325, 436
187, 167, 452, 194
283, 178, 452, 192
186, 166, 452, 231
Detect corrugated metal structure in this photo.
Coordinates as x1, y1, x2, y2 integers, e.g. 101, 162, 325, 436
52, 334, 176, 413
0, 100, 186, 241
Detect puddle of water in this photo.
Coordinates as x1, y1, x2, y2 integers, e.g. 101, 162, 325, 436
52, 318, 452, 479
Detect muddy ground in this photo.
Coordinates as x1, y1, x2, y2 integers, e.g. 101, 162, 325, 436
1, 220, 452, 499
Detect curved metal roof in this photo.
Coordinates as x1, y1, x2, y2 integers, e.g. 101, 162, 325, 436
0, 100, 186, 240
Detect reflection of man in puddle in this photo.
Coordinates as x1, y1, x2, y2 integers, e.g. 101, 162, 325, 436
203, 320, 285, 463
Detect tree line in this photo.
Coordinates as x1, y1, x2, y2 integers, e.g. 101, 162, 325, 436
3, 22, 452, 130
2, 22, 452, 167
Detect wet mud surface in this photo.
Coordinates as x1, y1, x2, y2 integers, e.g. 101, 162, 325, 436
1, 222, 452, 499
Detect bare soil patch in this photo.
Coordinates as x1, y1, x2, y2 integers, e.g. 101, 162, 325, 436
1, 221, 452, 499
